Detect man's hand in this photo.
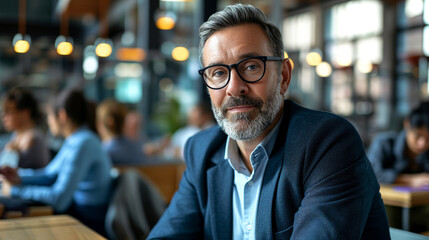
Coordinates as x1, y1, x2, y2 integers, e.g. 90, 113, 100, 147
409, 173, 429, 187
0, 166, 21, 185
0, 175, 12, 196
395, 173, 429, 188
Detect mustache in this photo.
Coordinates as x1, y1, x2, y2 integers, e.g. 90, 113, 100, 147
220, 96, 263, 113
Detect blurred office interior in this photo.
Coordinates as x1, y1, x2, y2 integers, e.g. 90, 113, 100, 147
0, 0, 427, 147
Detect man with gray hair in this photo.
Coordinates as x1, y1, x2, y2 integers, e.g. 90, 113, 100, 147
148, 4, 390, 239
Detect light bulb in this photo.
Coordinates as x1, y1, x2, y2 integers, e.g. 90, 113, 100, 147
172, 47, 189, 61
13, 34, 31, 53
95, 40, 113, 58
316, 62, 332, 77
306, 52, 322, 66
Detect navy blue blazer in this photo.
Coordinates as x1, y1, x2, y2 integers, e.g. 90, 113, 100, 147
148, 100, 390, 240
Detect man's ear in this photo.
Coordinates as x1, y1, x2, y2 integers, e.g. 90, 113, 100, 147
280, 58, 292, 95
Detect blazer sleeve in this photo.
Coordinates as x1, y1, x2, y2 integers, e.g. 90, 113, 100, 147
147, 139, 204, 240
290, 116, 390, 239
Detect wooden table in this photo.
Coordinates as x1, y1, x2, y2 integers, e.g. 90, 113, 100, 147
0, 215, 106, 240
379, 185, 429, 231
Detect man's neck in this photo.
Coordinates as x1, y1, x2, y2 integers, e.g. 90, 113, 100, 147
236, 106, 283, 173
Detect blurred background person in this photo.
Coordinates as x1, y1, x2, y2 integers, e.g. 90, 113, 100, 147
144, 101, 215, 160
0, 88, 112, 236
167, 101, 215, 159
368, 101, 429, 186
0, 87, 50, 169
96, 99, 147, 165
123, 110, 143, 143
367, 101, 429, 232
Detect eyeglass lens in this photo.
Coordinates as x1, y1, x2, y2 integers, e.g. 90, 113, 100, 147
203, 58, 265, 89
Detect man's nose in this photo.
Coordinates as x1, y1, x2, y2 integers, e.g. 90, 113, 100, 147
225, 69, 249, 97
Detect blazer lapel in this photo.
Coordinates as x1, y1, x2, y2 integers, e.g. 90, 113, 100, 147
255, 107, 289, 240
255, 150, 284, 239
207, 152, 234, 240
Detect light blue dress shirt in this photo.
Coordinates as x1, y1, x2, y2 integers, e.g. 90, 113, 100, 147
225, 118, 282, 240
11, 127, 112, 212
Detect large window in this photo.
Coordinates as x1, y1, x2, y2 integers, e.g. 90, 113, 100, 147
395, 0, 429, 117
325, 0, 383, 144
283, 12, 319, 107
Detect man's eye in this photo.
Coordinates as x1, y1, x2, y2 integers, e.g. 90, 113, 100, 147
212, 70, 226, 78
241, 61, 262, 72
246, 64, 257, 70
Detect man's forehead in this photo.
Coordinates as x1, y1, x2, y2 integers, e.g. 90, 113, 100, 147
201, 24, 270, 66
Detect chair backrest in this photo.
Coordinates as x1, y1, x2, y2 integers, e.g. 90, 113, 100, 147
105, 170, 166, 240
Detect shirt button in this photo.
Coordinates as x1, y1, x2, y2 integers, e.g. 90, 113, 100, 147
248, 181, 253, 186
246, 224, 252, 231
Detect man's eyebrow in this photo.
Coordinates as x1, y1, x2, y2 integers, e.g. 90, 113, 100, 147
238, 52, 260, 59
204, 52, 262, 67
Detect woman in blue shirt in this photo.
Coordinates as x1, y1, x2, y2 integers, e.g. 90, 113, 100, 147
0, 88, 112, 235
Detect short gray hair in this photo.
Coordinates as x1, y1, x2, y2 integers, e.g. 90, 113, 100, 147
198, 4, 284, 66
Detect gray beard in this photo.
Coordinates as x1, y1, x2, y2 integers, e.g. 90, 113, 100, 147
211, 85, 283, 141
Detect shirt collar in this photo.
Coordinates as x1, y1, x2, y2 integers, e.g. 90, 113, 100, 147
225, 112, 283, 173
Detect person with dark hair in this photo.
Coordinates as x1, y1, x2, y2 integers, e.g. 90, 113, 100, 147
148, 4, 389, 239
368, 101, 429, 186
0, 88, 112, 236
1, 87, 50, 169
367, 101, 429, 231
96, 99, 147, 164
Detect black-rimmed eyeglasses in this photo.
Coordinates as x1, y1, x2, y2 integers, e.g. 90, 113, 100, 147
198, 56, 284, 90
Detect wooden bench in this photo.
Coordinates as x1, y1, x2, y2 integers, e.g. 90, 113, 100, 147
114, 161, 186, 203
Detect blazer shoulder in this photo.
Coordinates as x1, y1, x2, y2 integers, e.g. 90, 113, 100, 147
184, 125, 226, 168
285, 101, 356, 136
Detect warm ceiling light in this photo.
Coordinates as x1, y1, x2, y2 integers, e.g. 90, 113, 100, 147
316, 61, 333, 77
96, 43, 112, 57
14, 40, 30, 53
156, 16, 176, 30
55, 36, 73, 55
306, 52, 322, 66
95, 38, 113, 58
13, 34, 31, 53
116, 48, 146, 62
14, 0, 30, 54
172, 47, 189, 61
155, 11, 176, 30
356, 59, 373, 74
57, 42, 73, 55
335, 53, 352, 67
